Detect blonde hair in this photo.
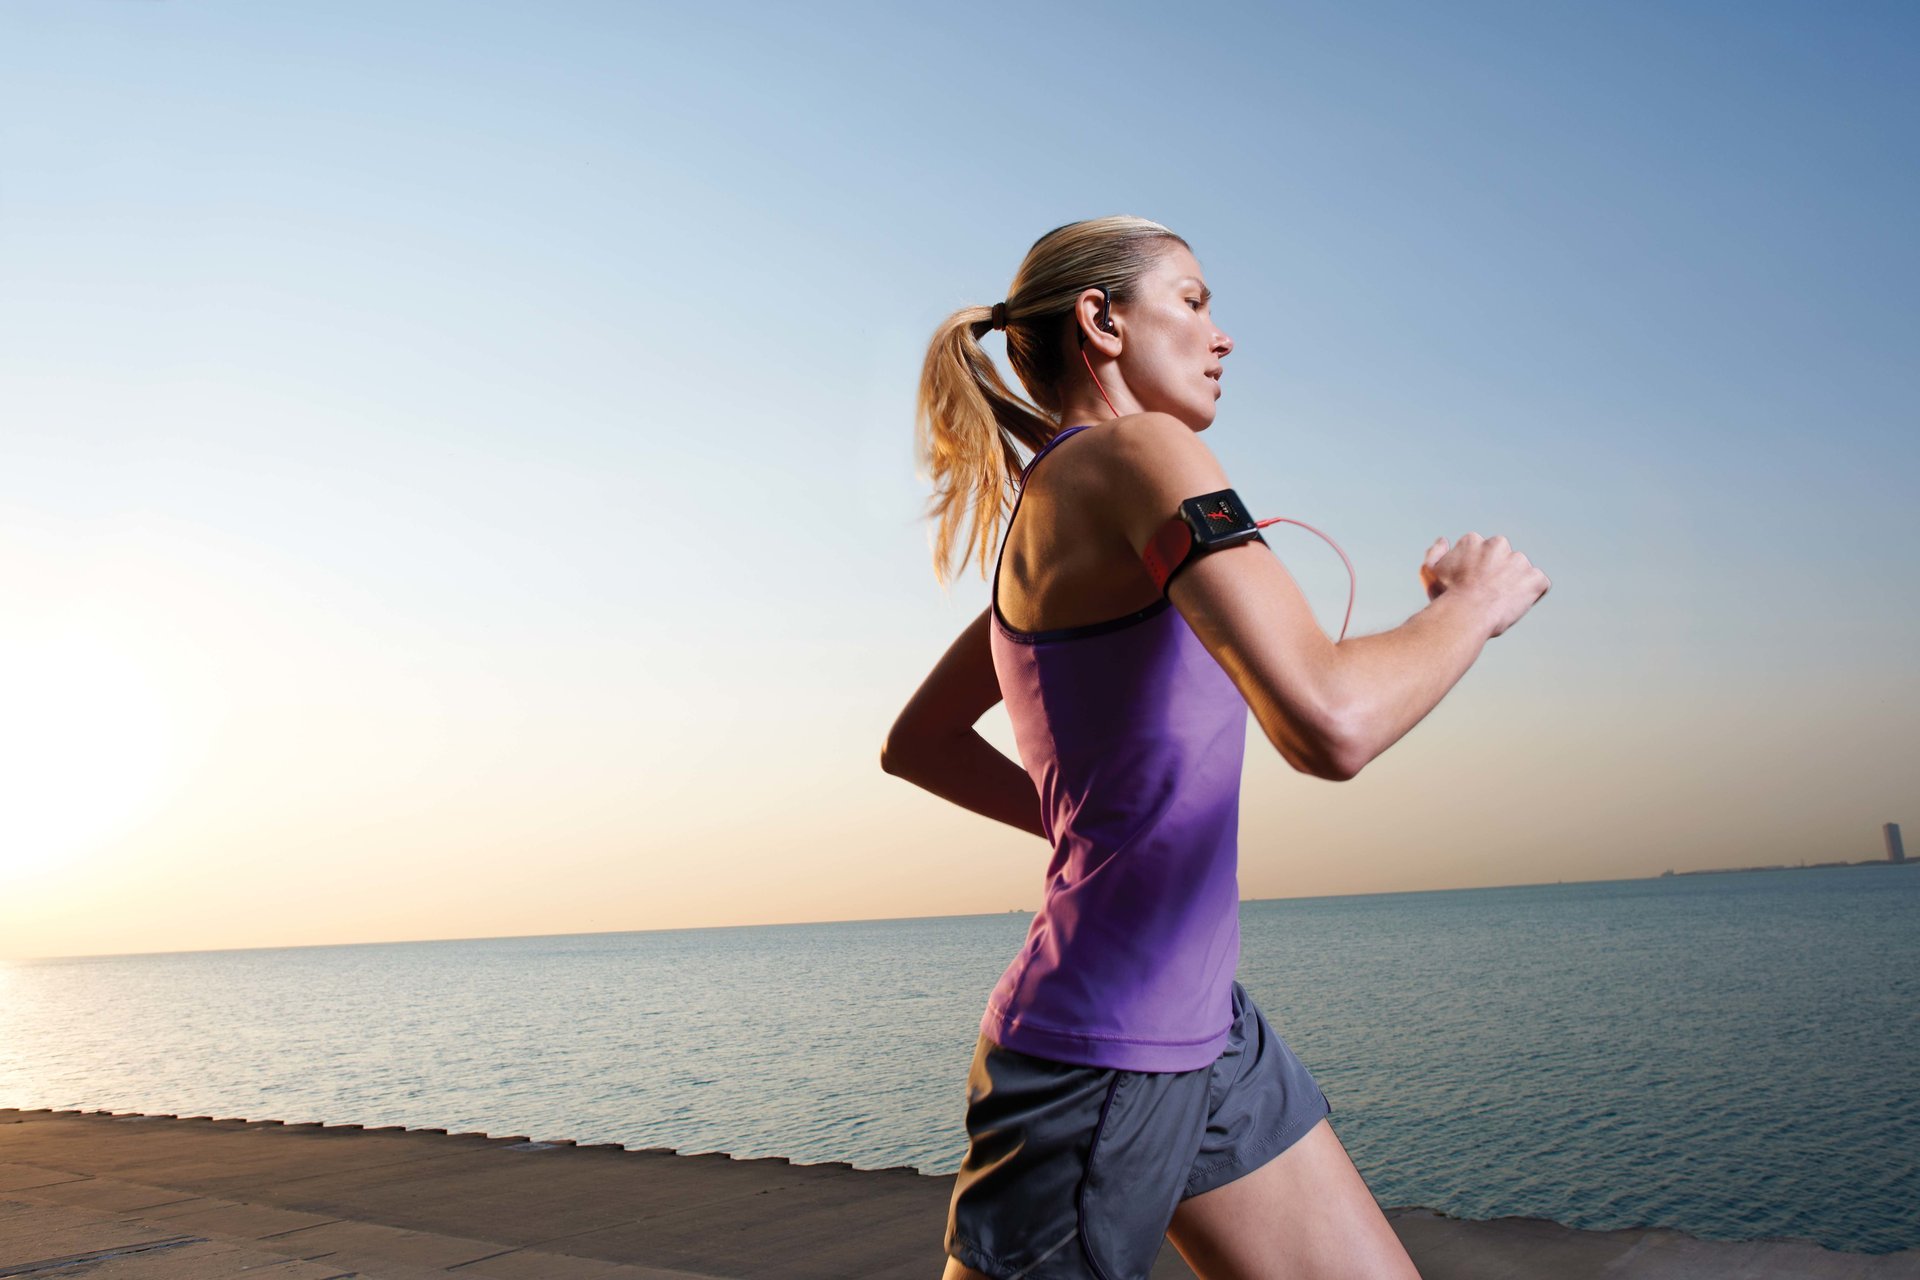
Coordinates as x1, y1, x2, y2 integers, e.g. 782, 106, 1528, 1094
914, 215, 1190, 589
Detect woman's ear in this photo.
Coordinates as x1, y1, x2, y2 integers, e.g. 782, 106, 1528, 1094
1077, 287, 1119, 349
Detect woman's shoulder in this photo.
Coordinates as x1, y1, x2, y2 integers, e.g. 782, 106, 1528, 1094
1059, 415, 1235, 564
1048, 413, 1209, 494
1045, 412, 1188, 462
1022, 414, 1204, 552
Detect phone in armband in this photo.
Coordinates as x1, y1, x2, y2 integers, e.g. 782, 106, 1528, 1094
1141, 488, 1267, 594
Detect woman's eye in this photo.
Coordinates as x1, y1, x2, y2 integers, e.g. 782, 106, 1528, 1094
1187, 299, 1202, 310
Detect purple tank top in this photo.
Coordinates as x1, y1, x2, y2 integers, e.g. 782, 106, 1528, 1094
980, 423, 1250, 1072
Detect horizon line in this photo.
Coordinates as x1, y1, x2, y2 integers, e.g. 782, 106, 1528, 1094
11, 861, 1912, 965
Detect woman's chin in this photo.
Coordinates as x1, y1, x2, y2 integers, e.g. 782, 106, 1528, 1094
1154, 399, 1218, 432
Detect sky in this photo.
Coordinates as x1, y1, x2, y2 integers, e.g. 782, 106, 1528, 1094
1, 1, 1914, 960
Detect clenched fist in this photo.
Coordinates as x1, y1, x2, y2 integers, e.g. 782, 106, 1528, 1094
1420, 533, 1552, 639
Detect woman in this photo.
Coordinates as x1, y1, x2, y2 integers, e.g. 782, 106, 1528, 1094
882, 216, 1550, 1280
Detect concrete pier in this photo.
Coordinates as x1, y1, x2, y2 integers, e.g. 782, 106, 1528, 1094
3, 1107, 1914, 1278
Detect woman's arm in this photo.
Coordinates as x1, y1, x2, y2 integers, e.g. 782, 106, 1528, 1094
880, 607, 1049, 840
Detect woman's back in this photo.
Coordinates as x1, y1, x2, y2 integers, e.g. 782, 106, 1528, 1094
982, 422, 1250, 1073
991, 421, 1164, 636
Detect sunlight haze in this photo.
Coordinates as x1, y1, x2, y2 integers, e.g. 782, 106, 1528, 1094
2, 0, 1914, 960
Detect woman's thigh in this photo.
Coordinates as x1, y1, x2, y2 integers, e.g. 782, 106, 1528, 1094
1164, 1117, 1420, 1280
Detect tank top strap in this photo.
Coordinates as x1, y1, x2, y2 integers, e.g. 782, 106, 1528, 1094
1021, 423, 1098, 482
996, 425, 1100, 632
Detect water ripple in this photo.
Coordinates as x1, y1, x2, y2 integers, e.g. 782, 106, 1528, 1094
2, 867, 1914, 1253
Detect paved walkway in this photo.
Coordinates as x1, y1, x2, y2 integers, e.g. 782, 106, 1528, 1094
2, 1108, 1913, 1278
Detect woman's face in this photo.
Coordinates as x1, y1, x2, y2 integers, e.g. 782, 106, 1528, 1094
1105, 244, 1233, 429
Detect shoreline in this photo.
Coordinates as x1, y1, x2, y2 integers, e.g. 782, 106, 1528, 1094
5, 1107, 1917, 1278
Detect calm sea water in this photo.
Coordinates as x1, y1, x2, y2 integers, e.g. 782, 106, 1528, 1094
3, 866, 1916, 1254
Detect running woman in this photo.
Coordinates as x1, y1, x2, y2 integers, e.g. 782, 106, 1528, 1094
882, 216, 1551, 1280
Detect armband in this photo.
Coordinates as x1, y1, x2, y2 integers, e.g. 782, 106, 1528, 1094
1141, 488, 1266, 594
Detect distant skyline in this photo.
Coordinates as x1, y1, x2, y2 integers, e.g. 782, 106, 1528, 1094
2, 1, 1915, 960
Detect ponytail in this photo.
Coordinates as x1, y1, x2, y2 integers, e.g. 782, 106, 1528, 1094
913, 305, 1056, 591
912, 215, 1189, 590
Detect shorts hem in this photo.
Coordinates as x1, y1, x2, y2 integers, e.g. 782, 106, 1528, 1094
946, 1236, 1009, 1278
1179, 1090, 1332, 1201
948, 1228, 1077, 1279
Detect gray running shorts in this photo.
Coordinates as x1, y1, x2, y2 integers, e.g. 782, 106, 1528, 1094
945, 978, 1333, 1280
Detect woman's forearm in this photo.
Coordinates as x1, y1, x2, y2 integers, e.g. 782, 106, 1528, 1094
1323, 590, 1494, 778
882, 729, 1049, 840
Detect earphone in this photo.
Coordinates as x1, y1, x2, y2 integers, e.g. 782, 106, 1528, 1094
1074, 284, 1359, 642
1084, 285, 1118, 337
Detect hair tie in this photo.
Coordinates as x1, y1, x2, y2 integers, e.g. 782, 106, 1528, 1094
989, 301, 1009, 332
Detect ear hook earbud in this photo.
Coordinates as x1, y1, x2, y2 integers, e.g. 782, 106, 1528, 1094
1094, 286, 1116, 335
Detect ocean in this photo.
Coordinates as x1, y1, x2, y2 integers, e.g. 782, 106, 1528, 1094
3, 865, 1915, 1254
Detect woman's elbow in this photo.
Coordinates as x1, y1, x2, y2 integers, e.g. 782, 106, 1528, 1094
1314, 751, 1363, 783
880, 735, 927, 776
1264, 730, 1353, 782
1269, 713, 1364, 782
1316, 710, 1372, 782
1298, 745, 1362, 783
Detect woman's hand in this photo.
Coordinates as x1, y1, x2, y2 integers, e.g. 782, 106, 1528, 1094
1420, 533, 1552, 638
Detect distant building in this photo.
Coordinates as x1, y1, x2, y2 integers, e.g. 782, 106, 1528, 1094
1887, 823, 1906, 864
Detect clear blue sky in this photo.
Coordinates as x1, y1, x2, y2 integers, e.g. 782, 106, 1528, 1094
2, 1, 1914, 958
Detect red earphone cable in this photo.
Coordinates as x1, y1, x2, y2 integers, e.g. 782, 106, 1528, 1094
1257, 516, 1356, 644
1082, 343, 1122, 420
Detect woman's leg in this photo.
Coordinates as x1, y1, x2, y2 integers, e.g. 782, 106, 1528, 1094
1164, 1117, 1420, 1280
940, 1259, 997, 1280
